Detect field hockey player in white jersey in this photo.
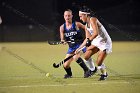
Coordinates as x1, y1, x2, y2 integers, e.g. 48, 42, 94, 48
76, 6, 112, 80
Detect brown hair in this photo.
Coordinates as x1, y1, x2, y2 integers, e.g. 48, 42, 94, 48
64, 9, 72, 14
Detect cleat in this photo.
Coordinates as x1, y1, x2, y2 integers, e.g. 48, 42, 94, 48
84, 70, 91, 78
64, 74, 72, 79
90, 67, 97, 76
99, 73, 108, 81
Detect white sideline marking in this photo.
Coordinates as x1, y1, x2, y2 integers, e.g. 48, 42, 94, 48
0, 81, 130, 89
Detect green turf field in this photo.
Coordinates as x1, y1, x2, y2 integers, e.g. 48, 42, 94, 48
0, 42, 140, 93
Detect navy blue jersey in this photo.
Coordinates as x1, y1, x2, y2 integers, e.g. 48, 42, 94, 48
64, 21, 84, 47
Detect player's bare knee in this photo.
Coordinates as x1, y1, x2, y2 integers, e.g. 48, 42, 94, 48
63, 63, 70, 68
84, 51, 92, 61
84, 55, 90, 61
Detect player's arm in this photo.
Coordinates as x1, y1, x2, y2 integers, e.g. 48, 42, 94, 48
60, 24, 66, 44
75, 22, 86, 48
89, 17, 98, 41
76, 21, 88, 46
75, 26, 90, 54
75, 26, 91, 52
76, 21, 92, 39
75, 22, 85, 30
80, 26, 91, 47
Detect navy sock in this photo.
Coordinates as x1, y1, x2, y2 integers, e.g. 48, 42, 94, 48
64, 67, 72, 76
76, 57, 89, 72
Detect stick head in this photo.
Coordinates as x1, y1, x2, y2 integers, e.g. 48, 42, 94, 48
48, 41, 61, 45
53, 63, 59, 68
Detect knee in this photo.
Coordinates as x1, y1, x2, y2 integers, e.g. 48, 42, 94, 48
84, 50, 92, 61
84, 55, 90, 61
73, 54, 79, 61
63, 62, 70, 68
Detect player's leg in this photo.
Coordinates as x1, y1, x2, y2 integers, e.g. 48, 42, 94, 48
73, 53, 90, 78
63, 54, 73, 79
96, 50, 108, 80
84, 45, 98, 75
85, 45, 99, 75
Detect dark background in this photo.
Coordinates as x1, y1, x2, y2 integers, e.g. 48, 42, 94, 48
0, 0, 140, 41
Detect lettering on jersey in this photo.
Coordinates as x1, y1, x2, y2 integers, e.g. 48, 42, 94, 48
64, 31, 77, 37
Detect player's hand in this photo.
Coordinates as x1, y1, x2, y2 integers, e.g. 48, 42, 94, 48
86, 38, 91, 47
75, 48, 80, 54
61, 40, 67, 45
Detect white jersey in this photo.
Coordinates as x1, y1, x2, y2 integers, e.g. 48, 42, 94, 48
86, 18, 112, 54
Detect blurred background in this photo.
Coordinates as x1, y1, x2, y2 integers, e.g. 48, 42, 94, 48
0, 0, 140, 42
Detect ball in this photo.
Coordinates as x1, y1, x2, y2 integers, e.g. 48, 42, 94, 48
45, 73, 50, 77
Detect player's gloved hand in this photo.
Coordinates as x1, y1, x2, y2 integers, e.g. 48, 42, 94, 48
86, 38, 91, 47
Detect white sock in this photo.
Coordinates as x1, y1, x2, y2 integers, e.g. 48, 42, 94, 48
97, 63, 107, 75
86, 58, 95, 71
97, 63, 106, 69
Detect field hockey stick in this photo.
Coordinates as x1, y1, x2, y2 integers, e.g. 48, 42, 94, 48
53, 46, 86, 68
48, 40, 75, 45
48, 41, 62, 45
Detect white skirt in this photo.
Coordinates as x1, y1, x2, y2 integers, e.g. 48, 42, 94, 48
91, 35, 112, 54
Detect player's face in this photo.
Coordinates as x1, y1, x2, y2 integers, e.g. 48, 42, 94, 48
64, 11, 73, 22
79, 13, 87, 22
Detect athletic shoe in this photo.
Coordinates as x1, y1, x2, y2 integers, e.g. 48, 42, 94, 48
99, 73, 108, 81
64, 74, 72, 79
84, 70, 91, 78
90, 67, 97, 76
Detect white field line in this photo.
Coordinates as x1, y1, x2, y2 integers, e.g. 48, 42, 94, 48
0, 81, 130, 89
